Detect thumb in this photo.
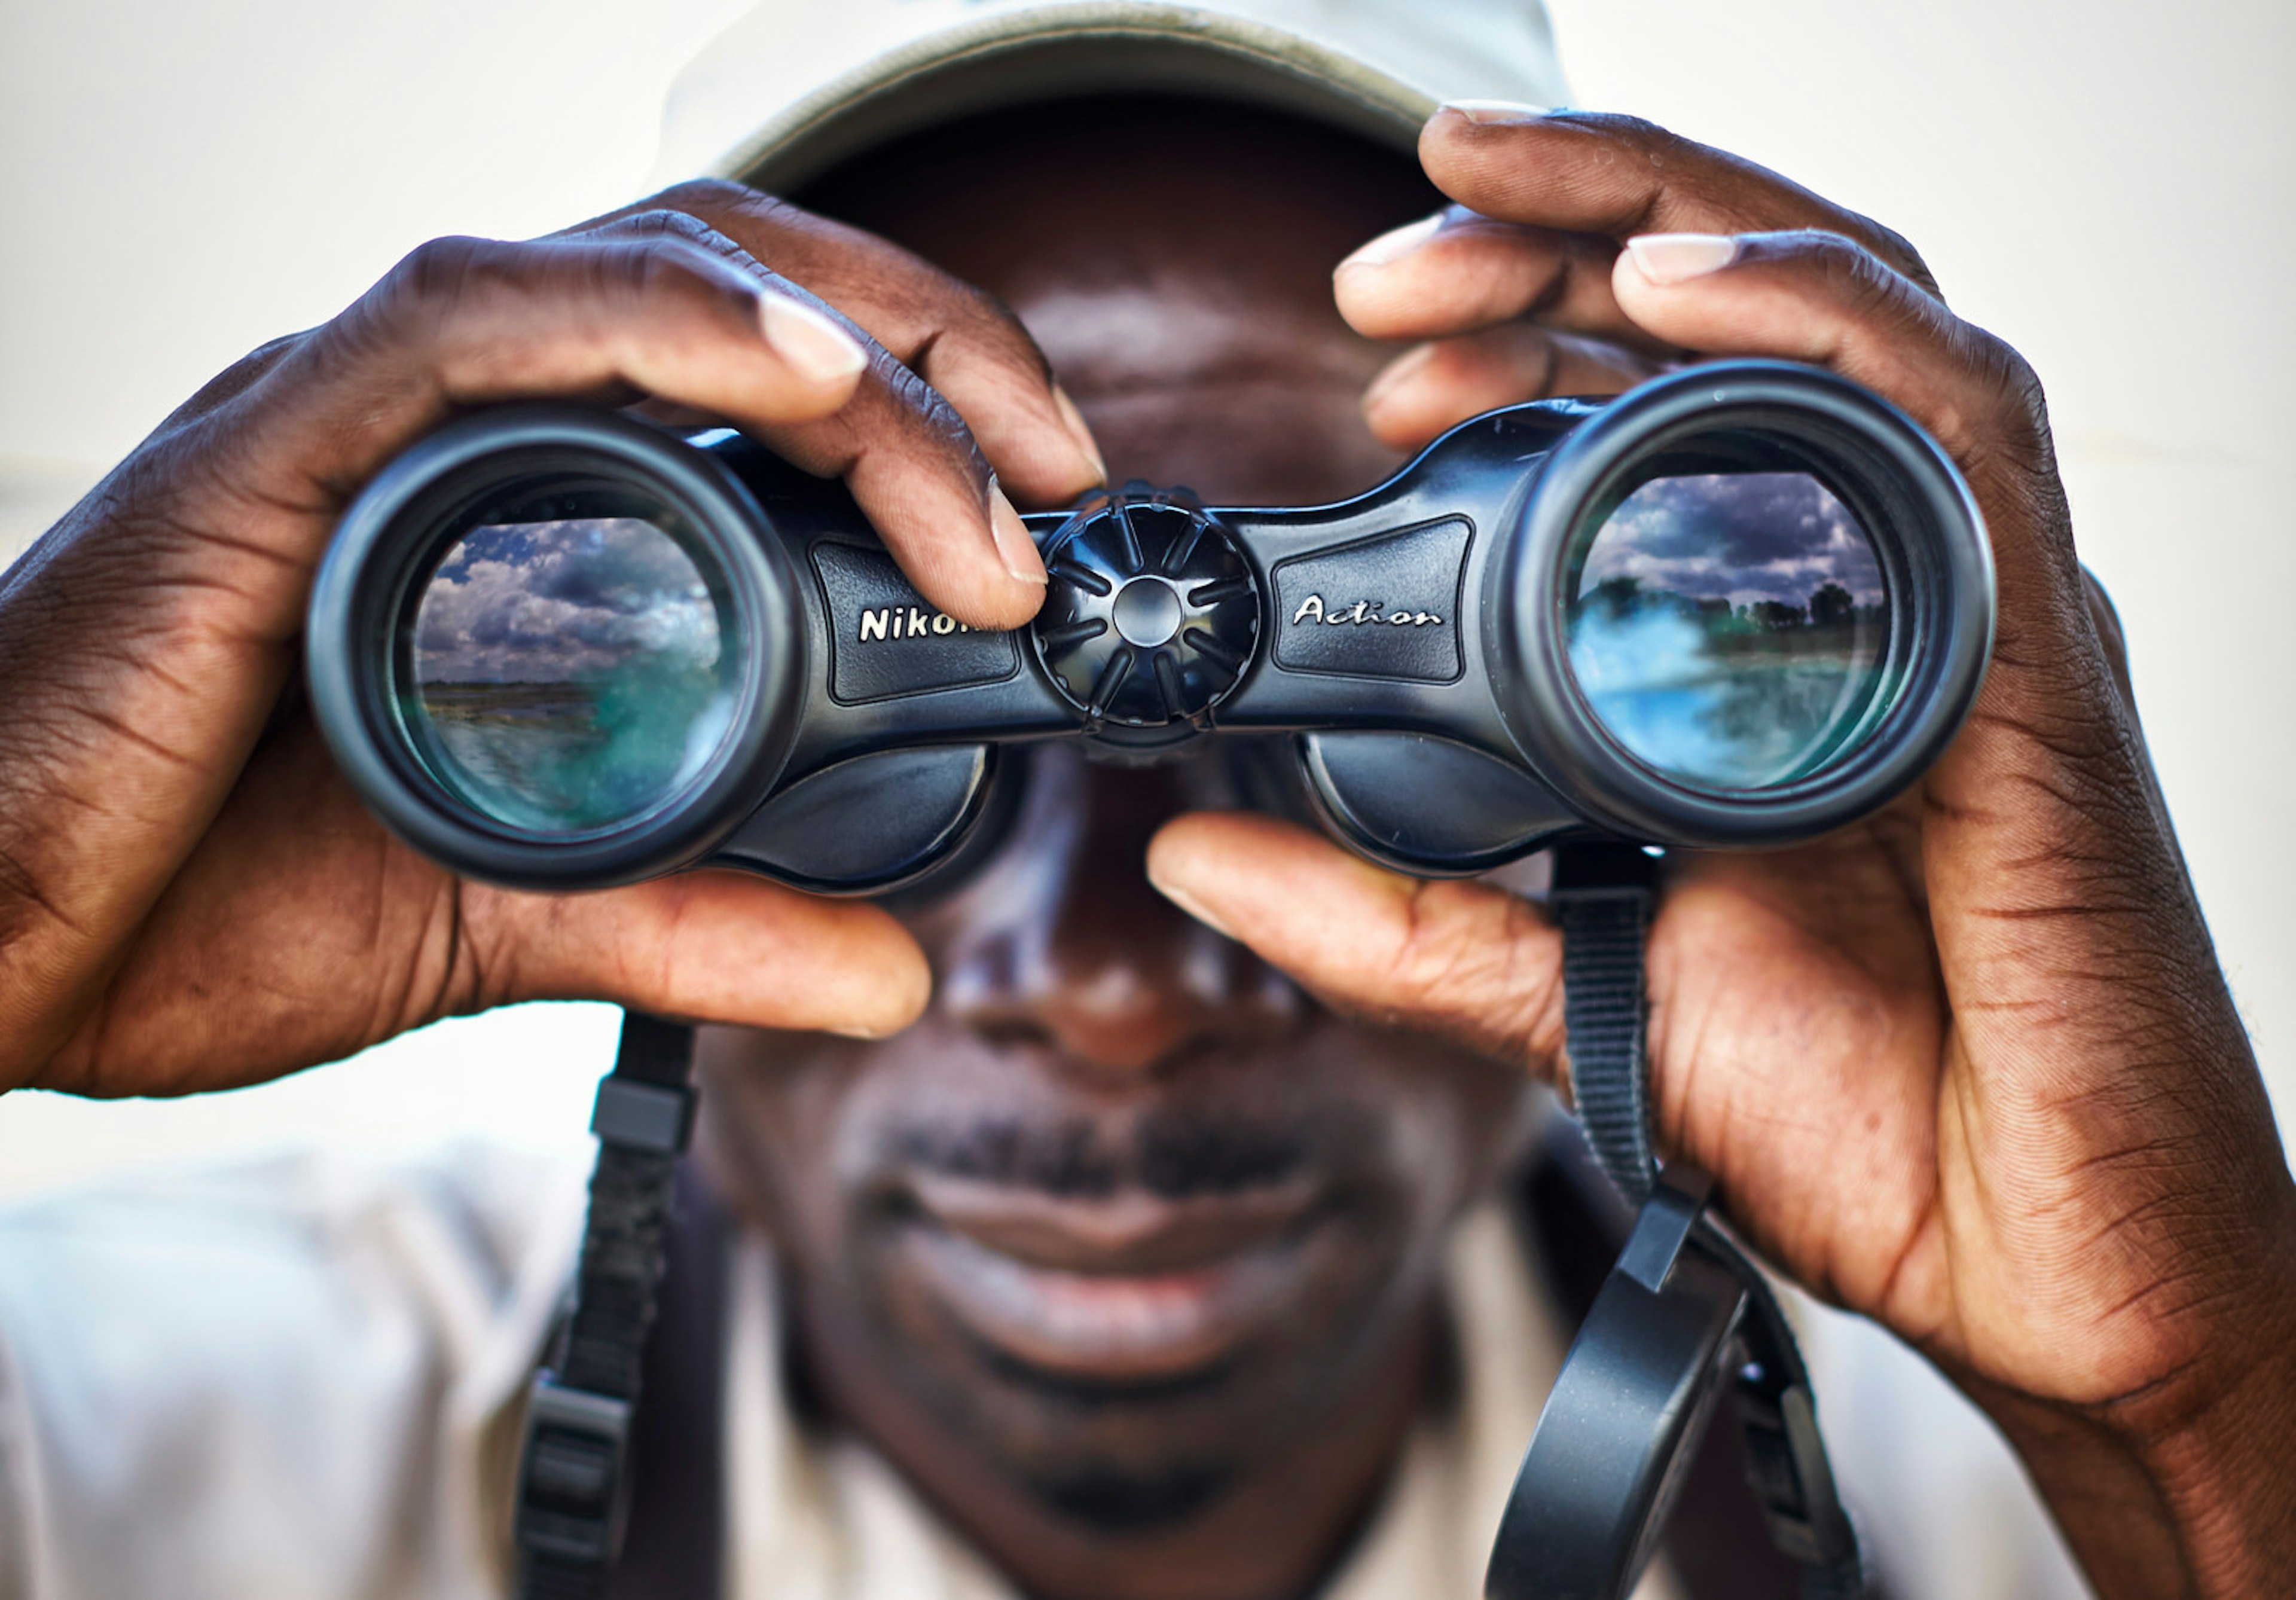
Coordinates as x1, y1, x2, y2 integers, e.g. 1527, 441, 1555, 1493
479, 869, 930, 1039
1144, 813, 1567, 1068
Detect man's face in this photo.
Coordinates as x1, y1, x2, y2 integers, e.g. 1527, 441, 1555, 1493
696, 101, 1539, 1564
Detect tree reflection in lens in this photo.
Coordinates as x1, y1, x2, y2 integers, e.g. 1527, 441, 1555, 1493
406, 512, 735, 833
1565, 471, 1889, 790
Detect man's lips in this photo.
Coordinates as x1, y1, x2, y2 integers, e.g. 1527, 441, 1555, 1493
907, 1171, 1321, 1272
896, 1172, 1333, 1380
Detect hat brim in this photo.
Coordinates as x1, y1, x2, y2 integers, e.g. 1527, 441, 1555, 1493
713, 4, 1436, 194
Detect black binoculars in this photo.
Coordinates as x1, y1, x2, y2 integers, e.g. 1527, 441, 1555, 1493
307, 360, 1994, 894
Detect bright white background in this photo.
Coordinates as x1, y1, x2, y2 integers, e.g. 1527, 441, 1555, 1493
1, 0, 2289, 1188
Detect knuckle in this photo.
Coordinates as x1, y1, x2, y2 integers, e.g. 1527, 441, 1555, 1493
883, 361, 976, 453
1390, 883, 1559, 1058
604, 206, 719, 250
597, 215, 771, 301
951, 281, 1050, 366
594, 234, 747, 324
389, 234, 494, 310
1864, 215, 1941, 297
360, 234, 524, 353
1782, 228, 1897, 303
650, 176, 757, 212
1952, 325, 2057, 473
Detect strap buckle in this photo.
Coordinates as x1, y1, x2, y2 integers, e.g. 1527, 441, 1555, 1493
514, 1375, 635, 1568
590, 1075, 695, 1155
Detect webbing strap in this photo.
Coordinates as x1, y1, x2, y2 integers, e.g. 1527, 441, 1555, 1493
1549, 844, 1867, 1600
514, 1012, 697, 1600
1552, 842, 1660, 1202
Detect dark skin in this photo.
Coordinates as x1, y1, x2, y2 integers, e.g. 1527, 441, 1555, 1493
0, 84, 2289, 1600
695, 114, 1538, 1600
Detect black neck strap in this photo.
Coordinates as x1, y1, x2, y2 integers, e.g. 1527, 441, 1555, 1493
1553, 843, 1663, 1201
1512, 842, 1868, 1600
514, 1012, 698, 1600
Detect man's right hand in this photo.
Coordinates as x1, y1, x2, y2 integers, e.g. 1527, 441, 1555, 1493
0, 179, 1105, 1098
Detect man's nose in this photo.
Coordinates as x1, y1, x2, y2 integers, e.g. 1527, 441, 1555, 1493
944, 909, 1302, 1081
935, 750, 1303, 1082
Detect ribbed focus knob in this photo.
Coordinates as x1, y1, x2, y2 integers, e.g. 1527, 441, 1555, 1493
1031, 487, 1259, 736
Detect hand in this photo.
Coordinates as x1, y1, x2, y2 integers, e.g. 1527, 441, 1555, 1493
1147, 109, 2296, 1598
0, 179, 1105, 1098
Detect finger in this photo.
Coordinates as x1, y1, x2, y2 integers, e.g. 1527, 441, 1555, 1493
1334, 108, 1939, 356
22, 725, 932, 1095
1418, 108, 1938, 295
560, 208, 1058, 625
1143, 812, 1566, 1068
36, 875, 932, 1094
477, 872, 930, 1040
216, 231, 865, 576
1605, 231, 2050, 527
1361, 324, 1660, 451
741, 342, 1051, 627
576, 183, 1107, 508
218, 230, 1045, 629
1334, 207, 1660, 349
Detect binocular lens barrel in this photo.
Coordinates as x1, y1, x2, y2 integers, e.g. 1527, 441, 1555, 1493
1564, 463, 1886, 792
404, 479, 741, 836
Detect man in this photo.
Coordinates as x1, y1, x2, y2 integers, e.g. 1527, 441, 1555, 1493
0, 4, 2289, 1599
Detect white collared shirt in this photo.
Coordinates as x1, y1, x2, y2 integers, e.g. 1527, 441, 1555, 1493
0, 1141, 2078, 1599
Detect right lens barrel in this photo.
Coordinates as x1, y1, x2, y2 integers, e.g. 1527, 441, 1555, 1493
1498, 361, 1995, 847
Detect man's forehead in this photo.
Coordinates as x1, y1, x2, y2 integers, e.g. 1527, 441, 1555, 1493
786, 96, 1428, 503
792, 93, 1434, 358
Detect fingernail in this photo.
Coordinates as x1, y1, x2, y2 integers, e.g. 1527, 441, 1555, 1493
1050, 383, 1108, 485
1337, 210, 1445, 273
759, 292, 867, 383
828, 1019, 894, 1040
1150, 875, 1238, 942
1361, 342, 1438, 414
987, 478, 1046, 586
1440, 99, 1550, 126
1625, 233, 1741, 286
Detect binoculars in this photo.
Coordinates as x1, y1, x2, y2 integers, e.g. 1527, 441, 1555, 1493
307, 361, 1994, 894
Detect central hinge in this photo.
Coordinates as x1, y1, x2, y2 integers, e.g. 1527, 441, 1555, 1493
1030, 484, 1259, 749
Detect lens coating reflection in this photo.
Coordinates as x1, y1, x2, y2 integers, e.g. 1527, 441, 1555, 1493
404, 488, 737, 833
1566, 469, 1888, 790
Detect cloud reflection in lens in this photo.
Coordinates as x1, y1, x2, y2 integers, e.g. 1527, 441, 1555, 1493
404, 506, 736, 833
1566, 471, 1889, 790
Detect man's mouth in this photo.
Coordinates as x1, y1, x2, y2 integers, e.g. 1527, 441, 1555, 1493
897, 1171, 1335, 1381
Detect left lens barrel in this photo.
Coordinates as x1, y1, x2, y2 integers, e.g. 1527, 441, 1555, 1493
307, 405, 804, 889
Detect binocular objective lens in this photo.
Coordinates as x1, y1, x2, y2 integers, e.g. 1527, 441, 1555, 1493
1565, 468, 1890, 791
400, 484, 740, 835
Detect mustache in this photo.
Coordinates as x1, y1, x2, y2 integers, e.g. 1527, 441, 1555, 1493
890, 1109, 1313, 1199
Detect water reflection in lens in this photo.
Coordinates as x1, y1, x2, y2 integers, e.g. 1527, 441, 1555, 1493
404, 496, 737, 833
1565, 470, 1889, 790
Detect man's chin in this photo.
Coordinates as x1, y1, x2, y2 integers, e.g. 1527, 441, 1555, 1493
1019, 1462, 1236, 1534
